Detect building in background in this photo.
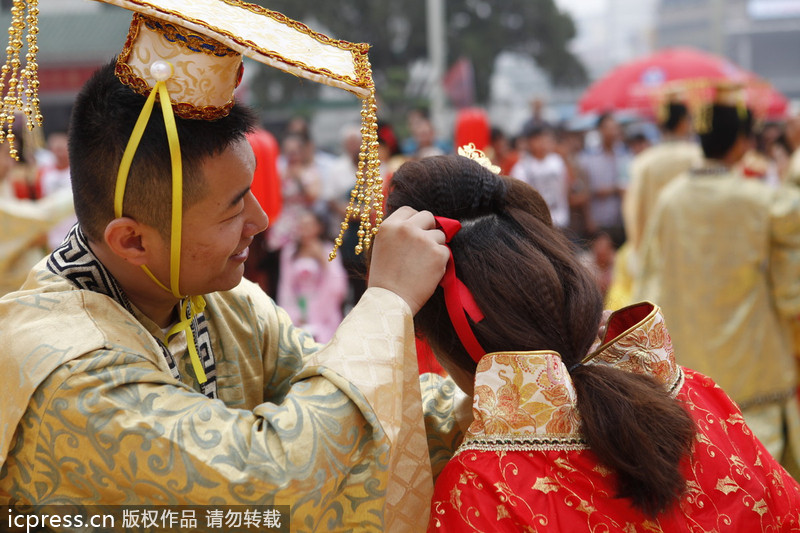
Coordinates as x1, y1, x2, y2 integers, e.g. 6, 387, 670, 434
3, 0, 799, 147
553, 0, 800, 118
1, 1, 129, 137
655, 0, 800, 102
557, 0, 659, 83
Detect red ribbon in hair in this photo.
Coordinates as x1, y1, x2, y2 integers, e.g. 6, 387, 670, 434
434, 216, 486, 363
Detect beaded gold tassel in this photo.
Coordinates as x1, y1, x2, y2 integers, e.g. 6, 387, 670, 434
330, 87, 383, 260
681, 79, 749, 135
0, 0, 42, 160
682, 80, 714, 135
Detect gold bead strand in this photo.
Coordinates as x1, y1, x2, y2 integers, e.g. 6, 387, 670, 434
329, 94, 372, 260
328, 82, 383, 258
353, 97, 370, 255
366, 91, 383, 246
0, 0, 39, 159
23, 0, 41, 130
358, 146, 375, 253
1, 0, 25, 157
359, 91, 380, 251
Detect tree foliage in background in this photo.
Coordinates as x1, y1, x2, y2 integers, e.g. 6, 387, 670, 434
250, 0, 586, 125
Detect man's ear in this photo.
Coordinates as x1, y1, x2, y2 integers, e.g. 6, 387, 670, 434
103, 217, 155, 266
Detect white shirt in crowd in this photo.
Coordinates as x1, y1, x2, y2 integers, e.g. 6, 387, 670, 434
511, 152, 570, 228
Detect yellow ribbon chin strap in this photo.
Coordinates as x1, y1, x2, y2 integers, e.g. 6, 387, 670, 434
114, 74, 208, 384
167, 295, 208, 384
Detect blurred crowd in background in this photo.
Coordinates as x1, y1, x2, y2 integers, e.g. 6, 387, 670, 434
2, 96, 800, 342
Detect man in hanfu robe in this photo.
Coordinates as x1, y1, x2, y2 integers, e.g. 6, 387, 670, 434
0, 2, 471, 531
635, 82, 800, 477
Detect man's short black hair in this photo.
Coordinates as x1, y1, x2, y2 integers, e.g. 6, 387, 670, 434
698, 104, 753, 160
660, 103, 689, 133
68, 60, 257, 242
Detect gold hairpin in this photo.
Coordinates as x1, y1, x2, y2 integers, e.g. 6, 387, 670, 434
458, 142, 500, 174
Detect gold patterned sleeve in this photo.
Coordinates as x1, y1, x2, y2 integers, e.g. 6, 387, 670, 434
768, 185, 800, 318
203, 283, 434, 530
298, 287, 435, 531
8, 288, 425, 530
420, 373, 473, 481
18, 354, 388, 529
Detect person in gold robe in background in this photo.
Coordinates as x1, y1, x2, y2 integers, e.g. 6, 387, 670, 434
623, 99, 702, 254
605, 97, 702, 310
635, 83, 800, 478
777, 110, 800, 438
0, 2, 471, 531
0, 132, 74, 296
783, 113, 800, 188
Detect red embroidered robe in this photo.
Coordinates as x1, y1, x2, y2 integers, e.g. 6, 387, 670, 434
428, 302, 800, 532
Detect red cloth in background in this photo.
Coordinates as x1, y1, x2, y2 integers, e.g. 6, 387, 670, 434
246, 129, 282, 222
453, 108, 490, 152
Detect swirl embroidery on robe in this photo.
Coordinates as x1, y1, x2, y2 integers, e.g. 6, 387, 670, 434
431, 368, 800, 532
46, 224, 218, 399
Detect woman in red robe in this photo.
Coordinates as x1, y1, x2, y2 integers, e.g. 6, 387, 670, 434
386, 154, 800, 532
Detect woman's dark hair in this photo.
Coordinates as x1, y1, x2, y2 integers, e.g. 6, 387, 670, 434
699, 104, 754, 160
386, 155, 695, 518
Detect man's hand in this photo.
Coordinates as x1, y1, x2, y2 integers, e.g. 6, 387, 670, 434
368, 207, 448, 315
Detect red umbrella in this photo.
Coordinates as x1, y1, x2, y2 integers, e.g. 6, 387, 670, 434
578, 47, 788, 120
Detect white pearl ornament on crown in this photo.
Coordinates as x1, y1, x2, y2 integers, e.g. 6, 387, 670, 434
149, 60, 173, 82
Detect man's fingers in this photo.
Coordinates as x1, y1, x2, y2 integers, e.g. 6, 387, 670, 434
369, 207, 451, 314
384, 207, 446, 245
409, 208, 434, 224
431, 227, 446, 245
386, 205, 419, 222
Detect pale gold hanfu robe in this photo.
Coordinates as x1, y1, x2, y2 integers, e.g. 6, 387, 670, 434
623, 139, 702, 252
635, 167, 800, 471
0, 240, 454, 531
604, 140, 701, 310
0, 188, 73, 296
786, 147, 800, 188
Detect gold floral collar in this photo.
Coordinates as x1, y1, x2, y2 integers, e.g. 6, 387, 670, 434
585, 301, 683, 397
463, 351, 583, 451
459, 302, 682, 453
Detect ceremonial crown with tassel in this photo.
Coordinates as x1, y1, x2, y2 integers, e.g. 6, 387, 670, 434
0, 0, 384, 384
659, 78, 761, 135
0, 0, 383, 259
654, 83, 689, 129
